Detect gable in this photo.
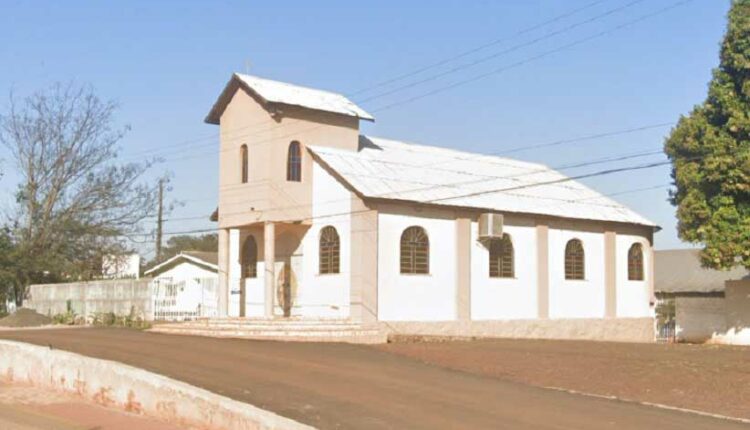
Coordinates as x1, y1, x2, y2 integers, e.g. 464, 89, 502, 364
205, 73, 373, 125
144, 253, 218, 277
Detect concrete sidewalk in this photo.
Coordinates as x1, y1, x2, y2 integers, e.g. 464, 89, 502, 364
0, 328, 746, 430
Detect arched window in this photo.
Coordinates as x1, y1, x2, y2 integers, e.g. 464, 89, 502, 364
565, 239, 585, 280
400, 226, 429, 274
628, 243, 644, 281
287, 141, 301, 182
489, 234, 514, 278
240, 144, 248, 183
319, 226, 340, 274
241, 236, 258, 278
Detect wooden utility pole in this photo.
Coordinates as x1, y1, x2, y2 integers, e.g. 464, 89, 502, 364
156, 178, 164, 261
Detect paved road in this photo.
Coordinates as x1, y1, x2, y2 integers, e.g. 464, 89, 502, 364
0, 328, 746, 430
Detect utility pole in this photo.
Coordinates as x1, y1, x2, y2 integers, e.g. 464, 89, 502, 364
156, 178, 164, 262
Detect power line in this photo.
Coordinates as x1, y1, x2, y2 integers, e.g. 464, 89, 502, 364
357, 0, 646, 104
168, 145, 667, 223
120, 1, 691, 165
137, 180, 673, 240
119, 1, 614, 161
431, 159, 671, 203
129, 154, 677, 239
349, 0, 610, 96
370, 0, 695, 113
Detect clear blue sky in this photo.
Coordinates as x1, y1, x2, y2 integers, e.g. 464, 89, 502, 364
0, 0, 731, 256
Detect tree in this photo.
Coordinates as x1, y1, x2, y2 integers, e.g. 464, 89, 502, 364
664, 0, 750, 270
149, 233, 218, 266
0, 228, 16, 314
0, 83, 160, 299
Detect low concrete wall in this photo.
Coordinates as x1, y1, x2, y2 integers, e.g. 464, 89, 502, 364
25, 279, 154, 321
0, 340, 312, 430
711, 280, 750, 345
675, 296, 726, 343
383, 317, 655, 343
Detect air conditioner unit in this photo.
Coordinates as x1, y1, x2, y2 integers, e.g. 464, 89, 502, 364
478, 213, 504, 240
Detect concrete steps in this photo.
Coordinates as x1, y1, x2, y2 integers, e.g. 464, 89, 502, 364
148, 318, 387, 344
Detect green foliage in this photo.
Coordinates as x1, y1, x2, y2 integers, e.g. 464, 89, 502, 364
665, 0, 750, 269
148, 233, 218, 266
90, 308, 150, 330
52, 309, 79, 325
0, 228, 21, 308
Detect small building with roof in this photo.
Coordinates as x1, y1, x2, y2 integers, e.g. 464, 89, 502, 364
655, 249, 749, 343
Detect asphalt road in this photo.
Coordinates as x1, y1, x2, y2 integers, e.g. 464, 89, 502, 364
0, 328, 746, 430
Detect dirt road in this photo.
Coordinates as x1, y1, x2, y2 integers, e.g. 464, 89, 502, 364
379, 338, 750, 420
0, 328, 746, 430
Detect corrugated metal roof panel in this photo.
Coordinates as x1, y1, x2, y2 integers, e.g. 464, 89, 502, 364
655, 249, 749, 293
309, 135, 657, 227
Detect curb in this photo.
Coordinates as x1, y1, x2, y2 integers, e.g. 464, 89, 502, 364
0, 340, 315, 430
542, 385, 750, 425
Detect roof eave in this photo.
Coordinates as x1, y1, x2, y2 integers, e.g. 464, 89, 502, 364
144, 253, 218, 276
205, 73, 374, 125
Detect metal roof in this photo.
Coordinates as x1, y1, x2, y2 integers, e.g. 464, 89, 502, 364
144, 251, 218, 276
309, 136, 657, 227
205, 73, 373, 124
655, 249, 749, 294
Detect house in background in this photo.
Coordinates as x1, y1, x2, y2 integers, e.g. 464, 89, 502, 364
655, 249, 749, 343
178, 73, 659, 342
144, 251, 219, 321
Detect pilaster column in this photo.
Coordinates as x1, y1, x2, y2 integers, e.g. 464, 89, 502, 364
536, 223, 549, 319
455, 216, 472, 321
604, 231, 617, 318
350, 196, 378, 323
264, 222, 275, 318
647, 233, 655, 306
217, 228, 230, 317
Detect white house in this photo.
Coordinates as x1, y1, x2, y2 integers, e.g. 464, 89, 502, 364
202, 73, 657, 341
144, 252, 219, 321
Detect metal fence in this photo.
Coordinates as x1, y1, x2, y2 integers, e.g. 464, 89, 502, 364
656, 319, 677, 343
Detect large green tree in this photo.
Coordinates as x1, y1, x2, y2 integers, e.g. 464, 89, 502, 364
665, 0, 750, 270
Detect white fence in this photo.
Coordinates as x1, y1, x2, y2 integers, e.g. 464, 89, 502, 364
26, 277, 219, 322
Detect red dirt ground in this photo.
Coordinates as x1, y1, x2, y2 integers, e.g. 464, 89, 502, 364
0, 384, 183, 430
0, 328, 748, 429
378, 337, 750, 420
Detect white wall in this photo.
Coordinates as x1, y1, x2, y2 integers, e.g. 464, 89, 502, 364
229, 229, 265, 317
226, 163, 351, 319
291, 162, 351, 318
676, 296, 726, 342
377, 206, 456, 321
471, 220, 538, 320
548, 227, 606, 319
615, 234, 651, 317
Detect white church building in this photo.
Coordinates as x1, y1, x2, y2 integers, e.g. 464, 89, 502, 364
199, 73, 657, 342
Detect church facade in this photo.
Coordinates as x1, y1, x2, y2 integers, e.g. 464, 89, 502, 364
205, 73, 656, 341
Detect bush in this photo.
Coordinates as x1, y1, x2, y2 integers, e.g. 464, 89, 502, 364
90, 308, 150, 330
